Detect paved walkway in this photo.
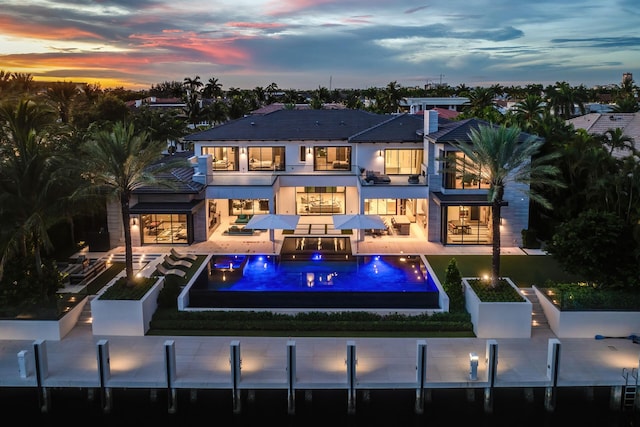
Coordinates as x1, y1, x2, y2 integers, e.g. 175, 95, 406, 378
2, 220, 637, 414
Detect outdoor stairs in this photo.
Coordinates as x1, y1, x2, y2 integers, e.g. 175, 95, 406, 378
520, 288, 550, 331
77, 295, 95, 326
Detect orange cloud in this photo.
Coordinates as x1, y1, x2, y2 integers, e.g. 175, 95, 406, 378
129, 31, 250, 64
264, 0, 341, 16
225, 22, 286, 29
0, 16, 103, 41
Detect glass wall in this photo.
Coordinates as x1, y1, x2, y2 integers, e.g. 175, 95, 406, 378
444, 205, 492, 244
314, 146, 351, 171
229, 199, 270, 216
201, 146, 239, 171
384, 149, 423, 175
364, 198, 397, 215
442, 151, 491, 190
141, 213, 188, 244
364, 198, 417, 221
296, 186, 346, 215
247, 146, 285, 171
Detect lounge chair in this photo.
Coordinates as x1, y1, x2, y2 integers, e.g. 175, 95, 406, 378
171, 248, 197, 261
156, 264, 186, 278
164, 255, 192, 269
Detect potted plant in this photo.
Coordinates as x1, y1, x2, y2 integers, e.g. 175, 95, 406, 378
91, 275, 164, 336
463, 277, 532, 338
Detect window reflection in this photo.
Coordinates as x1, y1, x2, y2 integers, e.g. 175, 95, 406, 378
296, 186, 345, 215
141, 214, 188, 244
445, 205, 492, 244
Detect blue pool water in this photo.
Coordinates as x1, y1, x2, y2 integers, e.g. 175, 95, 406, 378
189, 255, 440, 309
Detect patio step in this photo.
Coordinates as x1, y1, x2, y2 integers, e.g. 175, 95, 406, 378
77, 295, 95, 325
520, 288, 550, 330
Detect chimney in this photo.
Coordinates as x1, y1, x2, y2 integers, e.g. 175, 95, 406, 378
424, 109, 438, 135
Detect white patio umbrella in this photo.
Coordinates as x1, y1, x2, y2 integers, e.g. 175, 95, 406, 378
332, 214, 386, 230
332, 214, 386, 252
245, 214, 300, 252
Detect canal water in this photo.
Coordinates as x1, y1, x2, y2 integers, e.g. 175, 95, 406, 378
2, 386, 637, 426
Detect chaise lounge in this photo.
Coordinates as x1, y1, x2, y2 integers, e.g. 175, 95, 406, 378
156, 264, 186, 278
164, 254, 192, 269
170, 248, 197, 261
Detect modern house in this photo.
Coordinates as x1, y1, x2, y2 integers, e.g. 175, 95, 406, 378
116, 109, 531, 250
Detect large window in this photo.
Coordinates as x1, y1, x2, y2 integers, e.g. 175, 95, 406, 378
248, 146, 285, 171
364, 198, 417, 221
201, 146, 239, 171
444, 205, 492, 244
296, 186, 345, 215
141, 214, 188, 244
314, 146, 351, 171
442, 151, 491, 190
384, 149, 423, 175
229, 199, 270, 216
364, 198, 397, 215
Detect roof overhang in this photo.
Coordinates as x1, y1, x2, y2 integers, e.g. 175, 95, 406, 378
431, 192, 508, 206
129, 200, 204, 214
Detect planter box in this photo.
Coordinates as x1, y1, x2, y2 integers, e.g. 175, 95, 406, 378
0, 297, 87, 341
91, 277, 164, 336
534, 286, 640, 338
464, 277, 532, 338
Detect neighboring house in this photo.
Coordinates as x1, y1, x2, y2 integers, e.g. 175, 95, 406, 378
567, 113, 640, 158
117, 109, 532, 248
251, 103, 346, 114
398, 97, 469, 115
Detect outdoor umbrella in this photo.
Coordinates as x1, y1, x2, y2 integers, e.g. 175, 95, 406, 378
332, 214, 386, 230
245, 214, 300, 251
332, 214, 386, 252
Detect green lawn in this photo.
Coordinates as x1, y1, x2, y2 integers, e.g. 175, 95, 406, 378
425, 254, 582, 288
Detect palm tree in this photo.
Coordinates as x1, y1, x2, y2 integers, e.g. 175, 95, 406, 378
611, 96, 639, 113
452, 124, 563, 288
81, 122, 186, 286
511, 94, 546, 131
603, 128, 634, 156
0, 98, 70, 286
45, 81, 80, 124
203, 77, 223, 99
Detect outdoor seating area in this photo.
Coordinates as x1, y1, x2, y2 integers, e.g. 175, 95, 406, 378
234, 214, 253, 224
224, 225, 256, 235
364, 170, 391, 184
61, 256, 107, 286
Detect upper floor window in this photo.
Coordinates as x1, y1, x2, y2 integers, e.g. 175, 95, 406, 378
314, 146, 351, 171
201, 146, 239, 171
442, 151, 491, 190
248, 146, 285, 171
384, 149, 423, 175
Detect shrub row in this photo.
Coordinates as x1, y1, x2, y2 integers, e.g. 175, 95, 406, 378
149, 309, 473, 333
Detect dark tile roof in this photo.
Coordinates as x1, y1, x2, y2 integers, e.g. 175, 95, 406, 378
133, 153, 204, 194
184, 109, 390, 142
424, 118, 539, 144
349, 113, 424, 143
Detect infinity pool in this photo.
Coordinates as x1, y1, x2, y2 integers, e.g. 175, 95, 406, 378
189, 254, 440, 310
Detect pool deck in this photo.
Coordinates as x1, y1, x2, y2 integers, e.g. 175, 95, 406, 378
2, 218, 638, 415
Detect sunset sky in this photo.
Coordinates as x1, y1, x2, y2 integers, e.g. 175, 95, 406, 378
1, 0, 637, 91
